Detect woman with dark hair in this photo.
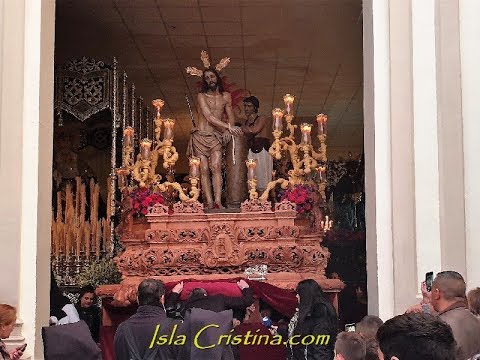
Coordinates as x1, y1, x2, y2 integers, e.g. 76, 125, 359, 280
287, 279, 338, 360
75, 286, 101, 343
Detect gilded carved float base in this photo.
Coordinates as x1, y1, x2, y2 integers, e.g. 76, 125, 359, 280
98, 200, 344, 306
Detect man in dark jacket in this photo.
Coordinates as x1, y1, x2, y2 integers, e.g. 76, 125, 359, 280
165, 280, 254, 319
177, 308, 235, 360
431, 271, 480, 359
114, 279, 181, 360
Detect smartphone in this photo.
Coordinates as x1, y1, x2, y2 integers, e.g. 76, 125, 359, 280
18, 343, 27, 352
345, 323, 356, 332
425, 271, 434, 292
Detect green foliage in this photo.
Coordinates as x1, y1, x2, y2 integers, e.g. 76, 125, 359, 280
76, 258, 122, 288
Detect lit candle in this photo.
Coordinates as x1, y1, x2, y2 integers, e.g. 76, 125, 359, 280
55, 191, 62, 257
283, 94, 295, 115
317, 165, 327, 181
123, 126, 134, 147
140, 138, 152, 160
245, 158, 257, 180
163, 118, 175, 141
300, 123, 312, 145
316, 114, 328, 135
272, 108, 284, 132
152, 99, 164, 120
189, 156, 200, 178
116, 167, 128, 188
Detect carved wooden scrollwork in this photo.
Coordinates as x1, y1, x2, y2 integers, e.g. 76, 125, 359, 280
304, 246, 330, 269
145, 229, 170, 243
138, 248, 175, 276
240, 199, 272, 213
237, 226, 275, 242
178, 249, 202, 265
244, 248, 269, 264
272, 246, 304, 267
172, 201, 204, 214
274, 200, 296, 212
115, 248, 143, 276
148, 203, 169, 215
276, 225, 300, 239
173, 228, 209, 243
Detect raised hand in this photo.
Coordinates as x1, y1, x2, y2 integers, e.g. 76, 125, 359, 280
237, 279, 249, 290
10, 348, 23, 360
172, 281, 184, 294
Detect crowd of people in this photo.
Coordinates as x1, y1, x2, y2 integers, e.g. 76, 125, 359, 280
334, 271, 480, 360
1, 270, 480, 359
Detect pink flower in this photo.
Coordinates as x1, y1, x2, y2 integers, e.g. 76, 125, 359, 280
297, 194, 306, 203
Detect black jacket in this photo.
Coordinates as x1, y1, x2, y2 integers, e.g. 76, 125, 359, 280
288, 303, 338, 360
76, 305, 101, 343
114, 305, 181, 360
177, 308, 235, 360
165, 288, 254, 319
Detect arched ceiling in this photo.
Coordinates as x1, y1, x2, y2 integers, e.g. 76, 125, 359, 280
55, 0, 363, 160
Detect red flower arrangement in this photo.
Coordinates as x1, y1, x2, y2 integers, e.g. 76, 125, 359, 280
278, 184, 316, 216
130, 187, 165, 217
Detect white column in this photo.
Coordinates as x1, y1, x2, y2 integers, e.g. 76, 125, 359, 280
0, 0, 55, 358
435, 0, 466, 276
389, 0, 418, 313
459, 0, 480, 290
363, 0, 395, 320
0, 0, 24, 309
411, 0, 442, 281
21, 0, 55, 358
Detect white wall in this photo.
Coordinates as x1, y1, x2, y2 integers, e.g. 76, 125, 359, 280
0, 0, 55, 358
459, 0, 480, 291
364, 0, 479, 318
363, 0, 395, 319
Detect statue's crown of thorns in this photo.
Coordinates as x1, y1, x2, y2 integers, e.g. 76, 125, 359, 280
185, 50, 230, 77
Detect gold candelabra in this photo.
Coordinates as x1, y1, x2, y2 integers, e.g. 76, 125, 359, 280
117, 99, 200, 202
269, 95, 328, 183
246, 94, 329, 204
247, 94, 328, 201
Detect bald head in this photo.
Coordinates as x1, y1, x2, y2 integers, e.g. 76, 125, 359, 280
433, 271, 466, 301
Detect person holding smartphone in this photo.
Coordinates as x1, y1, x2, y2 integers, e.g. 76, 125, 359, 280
405, 274, 437, 315
0, 304, 25, 360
